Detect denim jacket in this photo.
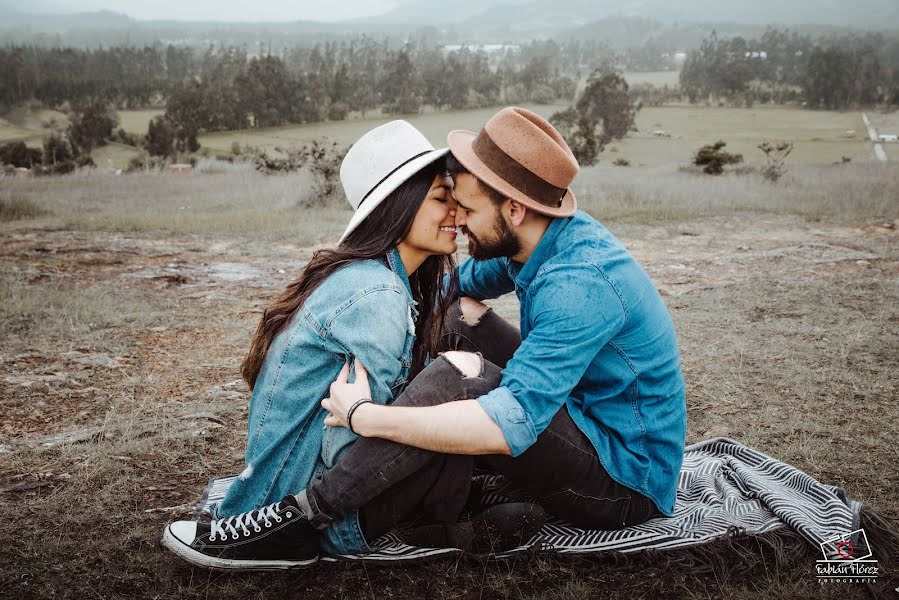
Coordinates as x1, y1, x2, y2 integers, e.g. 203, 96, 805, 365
213, 248, 417, 554
459, 211, 687, 517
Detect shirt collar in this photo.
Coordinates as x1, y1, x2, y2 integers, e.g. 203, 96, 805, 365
386, 247, 416, 306
512, 215, 569, 289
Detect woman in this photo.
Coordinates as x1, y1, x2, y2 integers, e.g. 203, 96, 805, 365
199, 120, 462, 556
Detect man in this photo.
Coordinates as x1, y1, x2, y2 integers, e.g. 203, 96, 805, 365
162, 107, 686, 569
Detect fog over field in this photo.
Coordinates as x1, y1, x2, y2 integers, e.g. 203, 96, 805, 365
2, 0, 898, 31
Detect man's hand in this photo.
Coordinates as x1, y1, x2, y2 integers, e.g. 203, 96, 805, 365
321, 358, 371, 430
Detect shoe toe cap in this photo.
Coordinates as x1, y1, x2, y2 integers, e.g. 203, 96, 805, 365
167, 521, 198, 546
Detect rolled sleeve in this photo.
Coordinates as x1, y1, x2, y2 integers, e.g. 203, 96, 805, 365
476, 386, 537, 457
457, 257, 515, 300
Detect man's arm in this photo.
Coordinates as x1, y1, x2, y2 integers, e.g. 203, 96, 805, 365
456, 256, 516, 300
321, 359, 511, 455
351, 400, 511, 455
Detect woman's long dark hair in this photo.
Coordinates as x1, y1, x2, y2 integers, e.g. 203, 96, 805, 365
242, 157, 458, 390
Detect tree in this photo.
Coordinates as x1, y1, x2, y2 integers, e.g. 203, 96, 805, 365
67, 102, 118, 155
0, 141, 42, 168
550, 68, 637, 166
382, 49, 422, 114
145, 116, 176, 157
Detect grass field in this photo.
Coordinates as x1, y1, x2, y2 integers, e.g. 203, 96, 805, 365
117, 109, 165, 135
4, 103, 889, 168
197, 103, 572, 153
197, 105, 878, 167
1, 161, 897, 598
623, 70, 681, 87
611, 106, 872, 166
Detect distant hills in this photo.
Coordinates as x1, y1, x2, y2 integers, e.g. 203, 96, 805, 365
0, 0, 897, 47
363, 0, 899, 31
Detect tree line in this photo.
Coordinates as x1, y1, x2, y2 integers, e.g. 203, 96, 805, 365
0, 38, 615, 117
680, 29, 899, 108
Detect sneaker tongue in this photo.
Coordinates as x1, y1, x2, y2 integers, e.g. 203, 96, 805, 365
279, 494, 301, 511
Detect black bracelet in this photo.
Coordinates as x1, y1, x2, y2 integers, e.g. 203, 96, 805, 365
346, 398, 373, 435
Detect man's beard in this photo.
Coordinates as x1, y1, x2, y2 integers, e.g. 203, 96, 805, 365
464, 212, 521, 260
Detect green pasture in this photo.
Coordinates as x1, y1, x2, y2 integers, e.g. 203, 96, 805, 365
199, 104, 876, 166
3, 103, 890, 167
197, 103, 571, 153
623, 70, 681, 87
609, 106, 873, 165
117, 109, 165, 135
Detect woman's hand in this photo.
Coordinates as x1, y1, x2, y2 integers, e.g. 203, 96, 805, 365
322, 358, 372, 430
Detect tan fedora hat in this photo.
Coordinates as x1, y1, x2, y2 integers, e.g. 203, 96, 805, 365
447, 107, 578, 217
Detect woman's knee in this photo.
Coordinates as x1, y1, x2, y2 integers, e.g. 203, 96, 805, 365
441, 350, 482, 378
459, 297, 490, 326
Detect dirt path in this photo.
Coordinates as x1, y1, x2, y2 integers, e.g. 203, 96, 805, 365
862, 112, 889, 162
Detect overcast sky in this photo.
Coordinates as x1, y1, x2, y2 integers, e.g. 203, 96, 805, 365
12, 0, 400, 22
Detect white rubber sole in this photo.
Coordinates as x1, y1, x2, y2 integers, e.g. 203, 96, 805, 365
162, 525, 319, 571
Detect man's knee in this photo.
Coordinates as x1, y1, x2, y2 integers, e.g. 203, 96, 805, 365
442, 350, 482, 378
459, 297, 489, 326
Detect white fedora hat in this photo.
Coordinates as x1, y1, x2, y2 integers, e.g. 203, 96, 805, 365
338, 121, 449, 245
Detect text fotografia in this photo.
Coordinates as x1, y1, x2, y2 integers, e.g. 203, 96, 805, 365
816, 528, 879, 584
816, 560, 879, 583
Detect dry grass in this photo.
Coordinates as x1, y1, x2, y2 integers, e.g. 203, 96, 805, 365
575, 162, 899, 224
0, 160, 896, 599
0, 196, 48, 221
0, 167, 350, 241
0, 276, 162, 342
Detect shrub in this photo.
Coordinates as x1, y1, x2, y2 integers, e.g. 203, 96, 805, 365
328, 101, 349, 121
758, 140, 794, 182
693, 141, 744, 175
0, 141, 42, 168
613, 158, 631, 167
253, 138, 348, 205
0, 197, 48, 221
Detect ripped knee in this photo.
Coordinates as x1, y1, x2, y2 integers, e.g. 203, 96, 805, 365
459, 296, 490, 326
442, 350, 483, 378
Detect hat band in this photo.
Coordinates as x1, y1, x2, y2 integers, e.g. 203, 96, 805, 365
357, 150, 433, 209
471, 131, 566, 208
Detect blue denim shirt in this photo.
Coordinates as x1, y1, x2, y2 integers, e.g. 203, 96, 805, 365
459, 211, 686, 516
212, 248, 417, 554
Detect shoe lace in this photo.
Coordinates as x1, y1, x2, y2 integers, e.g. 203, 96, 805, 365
209, 501, 285, 541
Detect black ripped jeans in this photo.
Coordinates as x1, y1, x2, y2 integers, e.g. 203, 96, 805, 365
305, 300, 663, 542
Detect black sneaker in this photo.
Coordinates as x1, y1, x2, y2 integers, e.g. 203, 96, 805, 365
162, 495, 319, 570
402, 502, 546, 555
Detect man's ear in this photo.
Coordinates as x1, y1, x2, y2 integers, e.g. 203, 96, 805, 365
507, 199, 528, 227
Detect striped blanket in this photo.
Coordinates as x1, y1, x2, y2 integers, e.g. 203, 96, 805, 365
196, 437, 867, 563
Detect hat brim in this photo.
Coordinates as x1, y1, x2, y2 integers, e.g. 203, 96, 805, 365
338, 147, 450, 245
447, 130, 576, 218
